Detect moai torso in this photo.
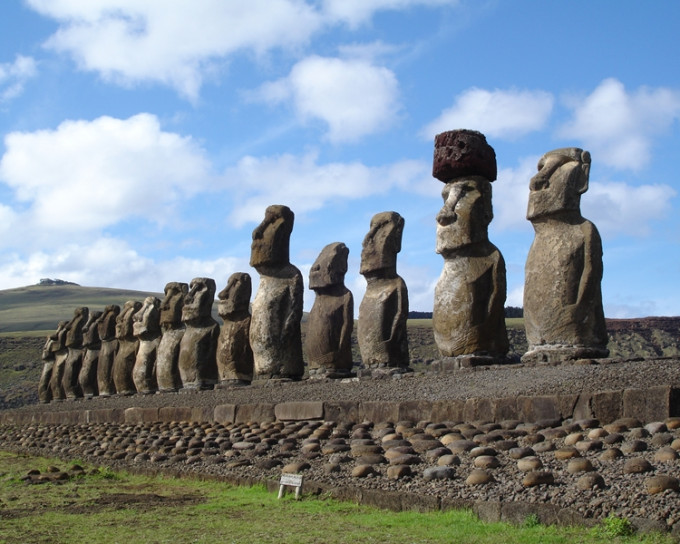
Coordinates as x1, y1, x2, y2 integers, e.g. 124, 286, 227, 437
132, 296, 161, 394
112, 301, 141, 395
78, 310, 102, 398
217, 273, 253, 385
249, 205, 304, 379
305, 243, 354, 376
97, 305, 120, 396
63, 307, 88, 399
49, 321, 69, 401
156, 282, 188, 392
178, 278, 219, 389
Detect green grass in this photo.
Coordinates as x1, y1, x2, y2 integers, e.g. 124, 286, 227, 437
0, 451, 673, 544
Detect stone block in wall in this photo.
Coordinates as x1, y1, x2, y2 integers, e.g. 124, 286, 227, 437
430, 399, 465, 423
323, 401, 360, 423
213, 404, 236, 424
517, 396, 560, 422
235, 403, 275, 424
159, 406, 192, 422
493, 397, 519, 421
463, 397, 494, 422
591, 390, 623, 424
86, 409, 124, 423
623, 387, 680, 423
398, 401, 434, 423
473, 500, 502, 523
359, 401, 400, 423
191, 406, 213, 423
274, 402, 324, 421
124, 407, 159, 423
360, 488, 403, 511
572, 393, 594, 421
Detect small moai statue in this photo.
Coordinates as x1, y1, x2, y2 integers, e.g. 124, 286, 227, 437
96, 304, 120, 396
49, 320, 69, 401
62, 306, 89, 399
112, 300, 142, 395
249, 205, 304, 380
78, 310, 102, 398
178, 277, 219, 389
357, 211, 410, 371
432, 130, 509, 365
38, 323, 65, 403
156, 281, 188, 392
523, 147, 608, 363
132, 296, 161, 394
305, 242, 354, 378
216, 273, 254, 386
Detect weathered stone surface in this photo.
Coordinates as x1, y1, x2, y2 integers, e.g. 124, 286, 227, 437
96, 305, 120, 397
40, 322, 67, 403
112, 301, 142, 395
523, 148, 608, 363
517, 457, 543, 472
432, 129, 497, 182
423, 466, 455, 481
466, 468, 495, 485
576, 472, 605, 490
305, 243, 354, 375
433, 153, 508, 359
275, 402, 324, 421
250, 205, 304, 379
78, 310, 102, 398
623, 458, 653, 474
63, 307, 88, 399
132, 296, 161, 394
124, 407, 159, 423
358, 212, 409, 369
213, 404, 236, 424
522, 470, 554, 487
624, 387, 680, 422
645, 475, 679, 494
178, 278, 219, 389
217, 273, 253, 385
156, 282, 188, 392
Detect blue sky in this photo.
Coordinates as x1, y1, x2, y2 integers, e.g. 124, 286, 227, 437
0, 0, 678, 318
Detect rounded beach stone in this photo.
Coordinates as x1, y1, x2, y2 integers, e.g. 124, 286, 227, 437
645, 422, 668, 434
385, 446, 416, 459
587, 428, 608, 439
567, 458, 594, 474
351, 464, 376, 478
470, 446, 497, 458
671, 438, 680, 451
387, 464, 412, 480
356, 454, 387, 465
628, 427, 649, 439
651, 433, 674, 447
508, 447, 534, 459
283, 461, 311, 473
575, 440, 602, 453
665, 417, 680, 430
603, 433, 624, 445
554, 446, 580, 460
599, 447, 623, 461
324, 463, 340, 474
522, 471, 554, 487
517, 456, 543, 472
645, 475, 679, 495
623, 458, 653, 474
576, 473, 605, 490
437, 454, 461, 466
653, 447, 678, 463
474, 455, 500, 469
621, 440, 647, 454
448, 440, 476, 453
425, 447, 452, 461
440, 433, 464, 445
466, 469, 494, 485
389, 454, 421, 466
564, 432, 584, 446
532, 441, 555, 453
423, 466, 455, 481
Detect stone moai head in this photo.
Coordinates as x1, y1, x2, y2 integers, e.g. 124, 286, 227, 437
182, 277, 216, 322
133, 296, 161, 337
160, 282, 189, 327
433, 130, 496, 256
116, 301, 142, 339
527, 147, 591, 221
65, 306, 89, 348
98, 305, 120, 341
218, 273, 251, 318
83, 310, 103, 347
47, 320, 68, 355
250, 204, 294, 270
360, 211, 404, 277
309, 242, 349, 290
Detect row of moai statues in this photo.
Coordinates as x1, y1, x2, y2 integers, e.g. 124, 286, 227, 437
38, 128, 609, 402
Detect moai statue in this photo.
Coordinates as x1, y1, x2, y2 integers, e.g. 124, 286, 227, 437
178, 277, 219, 389
49, 321, 69, 401
62, 306, 89, 399
305, 242, 354, 378
96, 305, 120, 396
358, 211, 410, 371
78, 310, 102, 398
432, 130, 509, 365
132, 296, 161, 394
523, 147, 608, 363
38, 324, 65, 403
216, 273, 254, 386
112, 300, 142, 395
249, 205, 304, 380
156, 281, 188, 392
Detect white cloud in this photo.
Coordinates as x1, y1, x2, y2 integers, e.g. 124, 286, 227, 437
558, 78, 680, 171
223, 152, 429, 226
0, 113, 211, 242
422, 87, 554, 140
255, 55, 400, 143
322, 0, 457, 28
0, 55, 37, 102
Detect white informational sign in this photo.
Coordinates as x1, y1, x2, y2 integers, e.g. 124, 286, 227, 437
278, 473, 304, 499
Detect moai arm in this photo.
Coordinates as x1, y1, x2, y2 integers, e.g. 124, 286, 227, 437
488, 251, 507, 323
283, 271, 304, 338
339, 291, 354, 356
389, 281, 408, 344
572, 222, 603, 323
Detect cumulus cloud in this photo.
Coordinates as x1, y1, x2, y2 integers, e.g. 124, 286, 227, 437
323, 0, 458, 28
0, 113, 211, 242
255, 55, 400, 142
223, 152, 429, 226
422, 87, 554, 140
558, 78, 680, 171
0, 55, 37, 102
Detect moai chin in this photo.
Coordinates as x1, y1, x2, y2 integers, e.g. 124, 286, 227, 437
78, 310, 102, 398
216, 272, 254, 386
96, 305, 120, 396
523, 147, 608, 363
357, 211, 410, 371
178, 277, 219, 389
305, 242, 354, 378
62, 306, 88, 399
156, 281, 188, 392
132, 296, 161, 394
249, 205, 304, 380
112, 300, 142, 395
432, 130, 509, 365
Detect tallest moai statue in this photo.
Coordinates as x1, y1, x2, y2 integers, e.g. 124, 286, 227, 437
432, 130, 508, 365
523, 147, 608, 363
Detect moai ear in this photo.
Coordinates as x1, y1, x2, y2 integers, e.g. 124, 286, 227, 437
577, 150, 591, 194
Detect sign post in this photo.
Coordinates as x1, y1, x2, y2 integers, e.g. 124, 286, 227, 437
278, 473, 304, 499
